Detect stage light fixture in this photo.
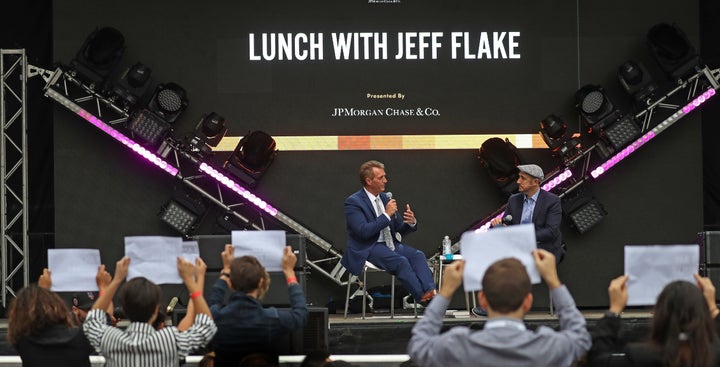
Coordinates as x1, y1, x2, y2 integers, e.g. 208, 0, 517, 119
126, 109, 172, 147
223, 130, 277, 187
575, 84, 622, 133
561, 189, 607, 234
158, 194, 208, 235
539, 114, 567, 150
69, 27, 126, 90
477, 137, 521, 196
185, 112, 228, 158
109, 62, 153, 110
148, 83, 188, 123
602, 115, 641, 150
617, 60, 657, 104
647, 23, 701, 81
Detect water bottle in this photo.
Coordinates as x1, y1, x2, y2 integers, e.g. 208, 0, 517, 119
442, 235, 452, 260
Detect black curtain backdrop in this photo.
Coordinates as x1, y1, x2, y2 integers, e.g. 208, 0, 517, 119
2, 0, 719, 309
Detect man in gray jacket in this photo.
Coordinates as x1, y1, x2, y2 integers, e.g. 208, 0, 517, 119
408, 249, 590, 367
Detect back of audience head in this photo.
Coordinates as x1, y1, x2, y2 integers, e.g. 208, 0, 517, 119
117, 277, 162, 322
238, 352, 278, 367
651, 280, 715, 366
231, 256, 270, 296
481, 257, 531, 313
7, 285, 72, 345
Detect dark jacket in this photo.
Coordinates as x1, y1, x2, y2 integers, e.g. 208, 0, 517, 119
14, 324, 94, 367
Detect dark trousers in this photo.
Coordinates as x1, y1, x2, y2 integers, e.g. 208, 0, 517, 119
367, 242, 436, 300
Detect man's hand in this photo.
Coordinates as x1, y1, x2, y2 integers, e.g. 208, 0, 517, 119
608, 275, 629, 314
281, 246, 297, 273
113, 257, 130, 282
385, 199, 398, 217
38, 268, 52, 290
221, 244, 234, 273
439, 260, 465, 298
177, 257, 196, 283
532, 249, 560, 289
195, 257, 207, 283
694, 273, 719, 317
96, 264, 112, 290
403, 204, 416, 225
490, 217, 504, 227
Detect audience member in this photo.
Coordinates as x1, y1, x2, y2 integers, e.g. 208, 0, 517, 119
7, 284, 94, 367
208, 244, 308, 366
37, 267, 116, 325
407, 249, 591, 367
588, 274, 720, 367
83, 256, 216, 367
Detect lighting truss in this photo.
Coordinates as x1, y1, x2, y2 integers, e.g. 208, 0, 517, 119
35, 65, 351, 286
0, 50, 29, 306
464, 65, 720, 240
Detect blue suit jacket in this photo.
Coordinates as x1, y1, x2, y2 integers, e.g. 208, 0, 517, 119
341, 189, 417, 275
504, 189, 564, 260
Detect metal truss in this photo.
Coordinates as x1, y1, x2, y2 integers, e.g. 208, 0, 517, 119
34, 64, 351, 287
0, 50, 30, 307
463, 65, 720, 241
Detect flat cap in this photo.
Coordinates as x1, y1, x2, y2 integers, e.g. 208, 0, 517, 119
517, 164, 544, 181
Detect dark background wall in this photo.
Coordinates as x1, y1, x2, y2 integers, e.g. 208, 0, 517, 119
3, 0, 718, 309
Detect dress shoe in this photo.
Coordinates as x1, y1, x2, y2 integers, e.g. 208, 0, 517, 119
471, 306, 487, 317
419, 289, 437, 306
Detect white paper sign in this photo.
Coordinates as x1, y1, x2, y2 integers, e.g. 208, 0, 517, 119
182, 241, 200, 263
125, 236, 183, 284
48, 248, 101, 292
460, 224, 540, 292
625, 244, 699, 306
231, 230, 286, 271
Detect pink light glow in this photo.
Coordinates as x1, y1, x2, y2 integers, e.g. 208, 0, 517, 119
75, 110, 179, 176
591, 89, 715, 179
198, 163, 278, 216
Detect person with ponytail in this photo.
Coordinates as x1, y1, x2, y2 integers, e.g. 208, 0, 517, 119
588, 274, 720, 367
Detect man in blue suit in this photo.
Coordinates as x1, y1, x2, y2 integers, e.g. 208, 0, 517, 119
341, 160, 437, 305
490, 164, 564, 263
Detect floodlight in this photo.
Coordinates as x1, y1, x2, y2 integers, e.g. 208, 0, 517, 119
125, 109, 172, 147
158, 193, 207, 235
617, 60, 657, 103
647, 23, 701, 81
223, 131, 277, 187
575, 84, 622, 132
561, 188, 607, 234
69, 27, 125, 90
602, 115, 641, 150
148, 83, 188, 123
109, 62, 153, 110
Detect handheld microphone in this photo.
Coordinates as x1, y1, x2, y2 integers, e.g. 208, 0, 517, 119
166, 296, 179, 314
385, 192, 397, 219
492, 214, 513, 227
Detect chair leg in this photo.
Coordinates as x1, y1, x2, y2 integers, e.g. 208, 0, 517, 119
549, 289, 554, 316
390, 275, 395, 319
344, 274, 353, 319
413, 298, 417, 318
362, 268, 368, 320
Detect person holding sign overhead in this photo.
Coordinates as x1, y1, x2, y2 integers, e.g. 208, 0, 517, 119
208, 244, 308, 366
588, 273, 720, 367
408, 249, 590, 367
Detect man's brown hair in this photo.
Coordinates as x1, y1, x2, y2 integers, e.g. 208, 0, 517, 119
358, 160, 384, 186
481, 257, 531, 313
230, 256, 270, 294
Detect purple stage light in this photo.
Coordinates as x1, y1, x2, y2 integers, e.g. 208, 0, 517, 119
198, 162, 278, 216
45, 88, 179, 176
542, 168, 573, 192
591, 88, 715, 179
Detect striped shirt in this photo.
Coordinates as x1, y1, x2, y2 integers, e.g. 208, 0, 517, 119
83, 309, 216, 367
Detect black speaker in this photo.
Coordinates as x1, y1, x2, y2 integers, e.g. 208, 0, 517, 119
277, 306, 329, 355
699, 231, 720, 265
